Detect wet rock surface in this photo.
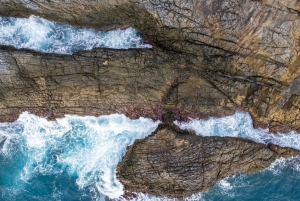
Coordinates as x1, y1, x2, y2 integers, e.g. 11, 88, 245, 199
117, 123, 300, 198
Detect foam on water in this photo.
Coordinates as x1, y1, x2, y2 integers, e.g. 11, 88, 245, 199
134, 157, 299, 201
175, 111, 300, 150
0, 15, 151, 54
2, 111, 300, 200
0, 112, 159, 200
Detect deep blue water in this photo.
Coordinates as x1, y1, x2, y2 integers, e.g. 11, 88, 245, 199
200, 158, 300, 201
0, 112, 300, 201
0, 112, 159, 200
0, 15, 300, 201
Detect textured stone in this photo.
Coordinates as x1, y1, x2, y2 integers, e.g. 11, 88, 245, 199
117, 123, 299, 198
1, 1, 300, 132
1, 1, 300, 198
0, 45, 236, 122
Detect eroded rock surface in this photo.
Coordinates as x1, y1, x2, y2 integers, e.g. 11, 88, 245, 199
1, 0, 300, 199
117, 124, 300, 198
0, 1, 300, 132
0, 45, 236, 122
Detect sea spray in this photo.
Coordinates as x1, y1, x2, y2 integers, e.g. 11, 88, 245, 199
175, 111, 300, 150
0, 112, 159, 200
0, 15, 151, 54
130, 157, 300, 201
1, 111, 300, 200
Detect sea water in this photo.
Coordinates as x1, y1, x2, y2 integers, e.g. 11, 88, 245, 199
0, 15, 300, 201
0, 15, 151, 54
1, 111, 300, 201
173, 111, 300, 201
0, 112, 159, 200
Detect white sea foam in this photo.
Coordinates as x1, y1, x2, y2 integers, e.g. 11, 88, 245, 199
266, 157, 300, 174
2, 110, 300, 200
131, 192, 205, 201
0, 15, 151, 54
0, 112, 159, 199
175, 111, 300, 150
217, 179, 233, 191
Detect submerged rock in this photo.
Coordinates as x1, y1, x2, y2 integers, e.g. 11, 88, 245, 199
117, 124, 299, 198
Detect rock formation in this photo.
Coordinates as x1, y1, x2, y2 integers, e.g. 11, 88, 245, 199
1, 0, 300, 198
0, 0, 300, 132
117, 123, 300, 198
0, 45, 235, 122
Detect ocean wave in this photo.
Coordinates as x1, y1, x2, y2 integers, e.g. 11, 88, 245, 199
0, 112, 159, 199
175, 111, 300, 150
0, 15, 151, 54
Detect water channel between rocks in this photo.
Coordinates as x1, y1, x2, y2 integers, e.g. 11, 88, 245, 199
0, 15, 299, 201
0, 111, 300, 201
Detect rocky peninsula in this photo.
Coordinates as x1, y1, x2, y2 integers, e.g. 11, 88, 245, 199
1, 0, 300, 198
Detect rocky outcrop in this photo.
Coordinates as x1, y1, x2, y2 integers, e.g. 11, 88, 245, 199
117, 123, 300, 198
1, 0, 300, 199
1, 1, 300, 132
0, 45, 236, 122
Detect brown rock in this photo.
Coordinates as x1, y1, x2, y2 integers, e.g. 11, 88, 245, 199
1, 1, 300, 132
117, 123, 288, 198
0, 1, 300, 198
0, 46, 236, 122
268, 144, 300, 158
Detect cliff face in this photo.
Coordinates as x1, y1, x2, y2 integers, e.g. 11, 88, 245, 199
1, 0, 300, 132
1, 0, 300, 199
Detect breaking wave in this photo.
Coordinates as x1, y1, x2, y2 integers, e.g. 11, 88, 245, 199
0, 15, 151, 54
175, 111, 300, 150
0, 112, 159, 200
1, 111, 300, 200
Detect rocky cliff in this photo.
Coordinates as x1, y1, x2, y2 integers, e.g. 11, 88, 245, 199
1, 0, 300, 132
1, 0, 300, 199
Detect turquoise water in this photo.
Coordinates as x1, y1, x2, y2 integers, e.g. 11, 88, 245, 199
0, 15, 151, 54
136, 157, 300, 201
200, 158, 300, 201
0, 112, 159, 200
0, 112, 300, 201
0, 15, 299, 201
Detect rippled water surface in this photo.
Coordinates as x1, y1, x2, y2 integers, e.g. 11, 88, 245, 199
0, 111, 300, 200
0, 112, 159, 200
0, 15, 299, 201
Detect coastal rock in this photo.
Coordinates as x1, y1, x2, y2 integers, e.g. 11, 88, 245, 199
268, 144, 300, 158
117, 123, 299, 198
1, 1, 300, 132
0, 45, 236, 122
1, 0, 300, 199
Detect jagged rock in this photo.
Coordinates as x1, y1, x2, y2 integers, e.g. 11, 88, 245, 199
0, 45, 236, 122
268, 144, 300, 158
1, 1, 300, 132
117, 124, 299, 198
1, 1, 300, 199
